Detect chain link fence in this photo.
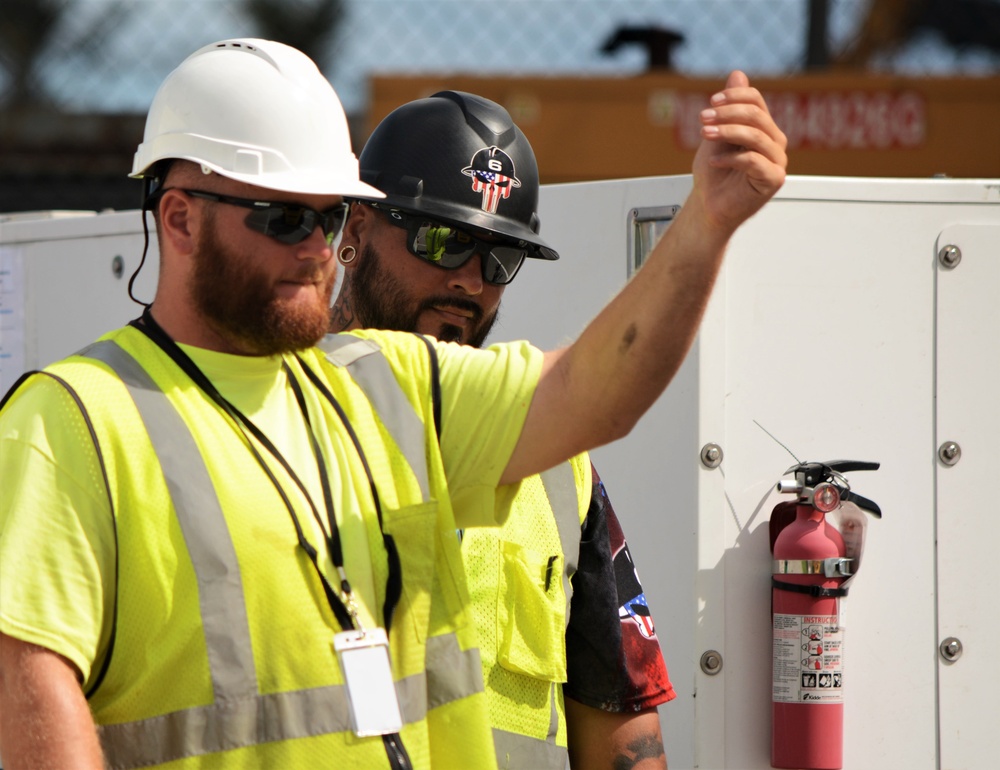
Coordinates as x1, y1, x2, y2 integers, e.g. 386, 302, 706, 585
7, 0, 1000, 115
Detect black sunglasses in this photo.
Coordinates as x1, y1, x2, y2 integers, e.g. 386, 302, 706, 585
367, 203, 529, 286
176, 189, 349, 245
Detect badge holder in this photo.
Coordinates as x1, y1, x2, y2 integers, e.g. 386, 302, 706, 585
333, 626, 403, 736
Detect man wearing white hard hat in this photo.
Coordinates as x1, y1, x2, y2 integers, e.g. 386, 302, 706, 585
0, 38, 787, 770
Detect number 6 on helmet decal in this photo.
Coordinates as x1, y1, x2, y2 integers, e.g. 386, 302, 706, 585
463, 146, 522, 215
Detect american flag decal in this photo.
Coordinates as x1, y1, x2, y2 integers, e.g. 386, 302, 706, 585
619, 591, 657, 640
462, 146, 521, 214
471, 170, 514, 213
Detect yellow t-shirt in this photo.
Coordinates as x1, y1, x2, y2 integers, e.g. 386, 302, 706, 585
0, 332, 542, 685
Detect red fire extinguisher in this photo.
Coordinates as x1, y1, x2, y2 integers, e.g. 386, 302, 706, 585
769, 460, 881, 770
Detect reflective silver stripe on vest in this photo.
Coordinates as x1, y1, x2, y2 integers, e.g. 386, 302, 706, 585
318, 335, 431, 501
80, 340, 479, 768
493, 693, 568, 770
425, 630, 485, 710
98, 641, 477, 769
81, 340, 258, 701
539, 462, 581, 620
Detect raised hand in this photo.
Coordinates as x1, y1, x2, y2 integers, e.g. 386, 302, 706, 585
692, 70, 788, 235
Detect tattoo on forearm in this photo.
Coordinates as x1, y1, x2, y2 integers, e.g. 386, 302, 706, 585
612, 734, 666, 770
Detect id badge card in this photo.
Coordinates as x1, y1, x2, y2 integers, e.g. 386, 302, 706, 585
333, 627, 403, 736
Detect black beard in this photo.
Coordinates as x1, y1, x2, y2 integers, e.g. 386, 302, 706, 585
349, 243, 498, 348
190, 213, 334, 355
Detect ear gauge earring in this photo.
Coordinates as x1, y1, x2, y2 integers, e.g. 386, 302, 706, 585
338, 245, 358, 265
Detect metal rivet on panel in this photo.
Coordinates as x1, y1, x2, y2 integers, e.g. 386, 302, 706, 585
940, 637, 963, 662
938, 441, 961, 466
111, 255, 125, 279
938, 244, 961, 269
700, 650, 723, 675
700, 443, 723, 469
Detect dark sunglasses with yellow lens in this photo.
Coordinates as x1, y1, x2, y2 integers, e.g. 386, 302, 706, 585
176, 188, 349, 245
366, 202, 530, 286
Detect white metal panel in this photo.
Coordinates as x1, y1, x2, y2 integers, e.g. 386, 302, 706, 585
715, 192, 944, 770
935, 223, 1000, 770
0, 210, 157, 392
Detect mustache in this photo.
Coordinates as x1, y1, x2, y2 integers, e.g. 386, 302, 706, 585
283, 266, 332, 284
419, 296, 484, 322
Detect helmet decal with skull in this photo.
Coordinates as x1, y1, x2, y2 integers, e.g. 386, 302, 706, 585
462, 146, 522, 214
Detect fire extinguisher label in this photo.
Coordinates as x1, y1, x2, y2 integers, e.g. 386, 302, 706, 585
772, 613, 844, 704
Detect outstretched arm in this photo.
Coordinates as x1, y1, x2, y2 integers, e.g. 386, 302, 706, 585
501, 71, 787, 484
0, 633, 104, 769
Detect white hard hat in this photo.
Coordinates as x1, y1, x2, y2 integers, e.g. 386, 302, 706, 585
130, 38, 384, 198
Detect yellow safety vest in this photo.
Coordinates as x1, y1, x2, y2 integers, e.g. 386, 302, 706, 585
22, 327, 497, 770
462, 454, 591, 769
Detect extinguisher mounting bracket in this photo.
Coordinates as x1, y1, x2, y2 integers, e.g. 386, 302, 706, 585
773, 557, 853, 578
771, 576, 851, 598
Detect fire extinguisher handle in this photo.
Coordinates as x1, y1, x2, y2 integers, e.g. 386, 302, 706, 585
842, 489, 883, 518
826, 460, 880, 474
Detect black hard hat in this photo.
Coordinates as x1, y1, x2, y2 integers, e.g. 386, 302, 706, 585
358, 91, 558, 260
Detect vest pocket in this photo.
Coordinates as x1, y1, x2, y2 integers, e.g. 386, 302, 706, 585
382, 501, 438, 645
496, 540, 567, 682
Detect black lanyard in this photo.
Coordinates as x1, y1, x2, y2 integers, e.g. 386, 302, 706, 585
130, 309, 401, 632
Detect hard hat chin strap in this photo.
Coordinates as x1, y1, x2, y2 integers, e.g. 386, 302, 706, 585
129, 165, 171, 309
128, 213, 154, 309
